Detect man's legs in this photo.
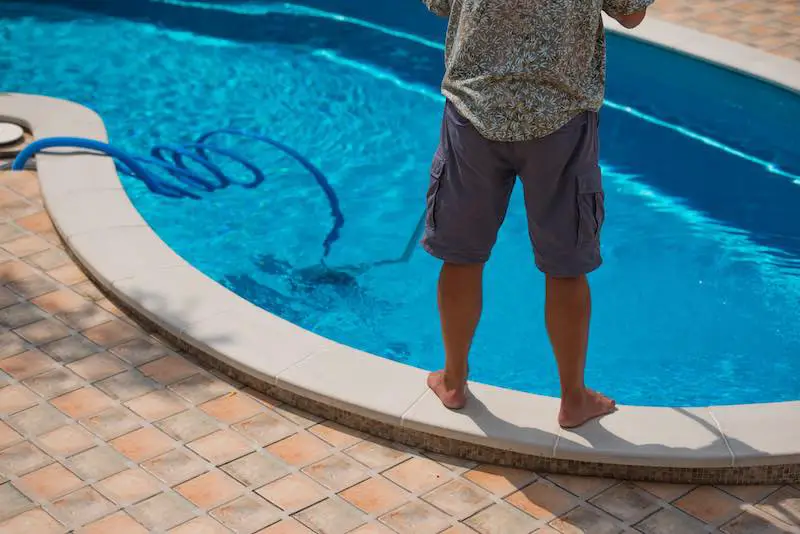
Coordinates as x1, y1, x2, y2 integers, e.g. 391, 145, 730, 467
426, 262, 483, 409
545, 275, 615, 428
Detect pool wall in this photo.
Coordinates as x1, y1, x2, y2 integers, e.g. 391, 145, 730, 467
2, 13, 799, 483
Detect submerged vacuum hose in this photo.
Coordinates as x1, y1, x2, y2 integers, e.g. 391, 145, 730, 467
11, 131, 345, 257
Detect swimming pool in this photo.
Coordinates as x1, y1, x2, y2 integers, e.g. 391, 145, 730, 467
4, 0, 799, 407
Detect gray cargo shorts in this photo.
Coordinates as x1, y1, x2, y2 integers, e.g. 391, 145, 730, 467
421, 101, 605, 277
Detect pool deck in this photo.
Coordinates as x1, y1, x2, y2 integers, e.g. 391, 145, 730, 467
2, 3, 800, 533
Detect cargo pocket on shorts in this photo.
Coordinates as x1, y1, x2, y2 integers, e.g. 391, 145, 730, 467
426, 153, 445, 230
576, 166, 605, 246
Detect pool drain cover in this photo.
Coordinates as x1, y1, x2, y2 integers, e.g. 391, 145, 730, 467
0, 122, 24, 146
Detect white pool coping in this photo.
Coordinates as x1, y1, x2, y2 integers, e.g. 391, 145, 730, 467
2, 17, 798, 474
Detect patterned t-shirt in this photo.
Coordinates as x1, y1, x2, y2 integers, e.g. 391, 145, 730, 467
424, 0, 654, 141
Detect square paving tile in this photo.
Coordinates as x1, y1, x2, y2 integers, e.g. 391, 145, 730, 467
463, 465, 538, 497
0, 507, 64, 534
110, 338, 170, 366
589, 482, 661, 523
0, 482, 34, 522
16, 462, 83, 501
111, 427, 176, 462
634, 507, 708, 534
139, 355, 199, 385
95, 468, 162, 505
8, 404, 67, 437
48, 264, 87, 286
50, 387, 114, 419
0, 385, 39, 416
169, 373, 234, 404
81, 511, 149, 534
257, 519, 316, 533
0, 442, 52, 477
41, 335, 100, 363
156, 409, 220, 442
67, 352, 127, 382
177, 470, 245, 509
7, 274, 58, 299
674, 486, 744, 525
546, 475, 616, 499
383, 457, 452, 494
169, 516, 231, 534
0, 302, 47, 329
422, 452, 478, 474
125, 390, 188, 421
256, 473, 327, 512
56, 303, 114, 331
422, 478, 492, 519
295, 497, 365, 534
309, 422, 366, 448
0, 420, 23, 450
344, 440, 410, 471
232, 412, 297, 447
141, 448, 209, 486
634, 481, 694, 503
32, 288, 86, 314
82, 321, 140, 348
80, 406, 144, 440
720, 507, 798, 534
272, 405, 322, 428
267, 432, 332, 467
302, 454, 370, 492
463, 502, 540, 534
37, 424, 96, 457
188, 430, 253, 465
14, 319, 71, 345
130, 491, 197, 530
718, 485, 780, 504
67, 446, 129, 481
210, 494, 281, 533
49, 487, 116, 528
506, 479, 579, 520
200, 392, 263, 424
24, 368, 83, 399
0, 349, 57, 380
548, 505, 623, 534
0, 331, 26, 359
754, 486, 800, 526
95, 370, 159, 401
221, 452, 288, 487
340, 477, 411, 516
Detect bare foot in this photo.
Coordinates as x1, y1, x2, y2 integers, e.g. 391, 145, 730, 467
558, 389, 616, 429
427, 370, 467, 410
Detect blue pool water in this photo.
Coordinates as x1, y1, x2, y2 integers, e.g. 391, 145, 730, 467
4, 0, 800, 406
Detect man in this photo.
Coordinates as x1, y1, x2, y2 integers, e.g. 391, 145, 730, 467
421, 0, 652, 428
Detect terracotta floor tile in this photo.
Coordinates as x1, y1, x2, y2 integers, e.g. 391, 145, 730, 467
634, 507, 708, 534
0, 421, 23, 450
422, 478, 492, 519
47, 264, 87, 286
169, 516, 231, 534
124, 390, 187, 421
169, 373, 235, 404
718, 485, 780, 503
130, 491, 197, 530
506, 479, 579, 520
0, 302, 48, 329
243, 388, 281, 409
176, 471, 244, 509
95, 370, 158, 401
295, 497, 365, 534
675, 486, 744, 525
341, 477, 411, 515
464, 502, 539, 534
17, 462, 83, 501
51, 387, 114, 419
139, 355, 200, 385
423, 452, 478, 474
0, 384, 39, 416
256, 473, 327, 512
25, 248, 69, 271
67, 446, 128, 481
345, 440, 410, 471
0, 482, 34, 522
14, 318, 71, 345
221, 451, 289, 487
96, 468, 162, 505
110, 338, 170, 366
187, 429, 253, 465
232, 411, 297, 446
257, 519, 316, 533
303, 454, 370, 492
37, 424, 95, 457
0, 331, 26, 359
546, 475, 617, 499
383, 457, 453, 494
80, 511, 149, 534
7, 274, 58, 299
754, 486, 800, 526
380, 500, 454, 534
156, 409, 220, 442
111, 427, 176, 462
210, 494, 281, 532
548, 505, 622, 534
82, 321, 139, 348
463, 465, 538, 497
0, 507, 63, 533
720, 507, 798, 534
0, 441, 51, 477
351, 524, 398, 534
8, 403, 67, 437
267, 432, 332, 467
272, 405, 322, 428
80, 406, 144, 440
32, 288, 88, 315
141, 448, 208, 486
0, 350, 57, 380
24, 367, 83, 399
50, 487, 115, 528
67, 352, 127, 382
634, 481, 695, 503
309, 422, 366, 448
41, 335, 100, 363
589, 482, 661, 523
56, 303, 114, 331
2, 235, 50, 257
200, 391, 263, 424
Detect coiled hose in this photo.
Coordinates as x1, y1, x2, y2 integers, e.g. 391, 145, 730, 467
11, 130, 345, 257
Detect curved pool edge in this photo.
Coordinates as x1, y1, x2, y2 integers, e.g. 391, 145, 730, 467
4, 31, 799, 484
